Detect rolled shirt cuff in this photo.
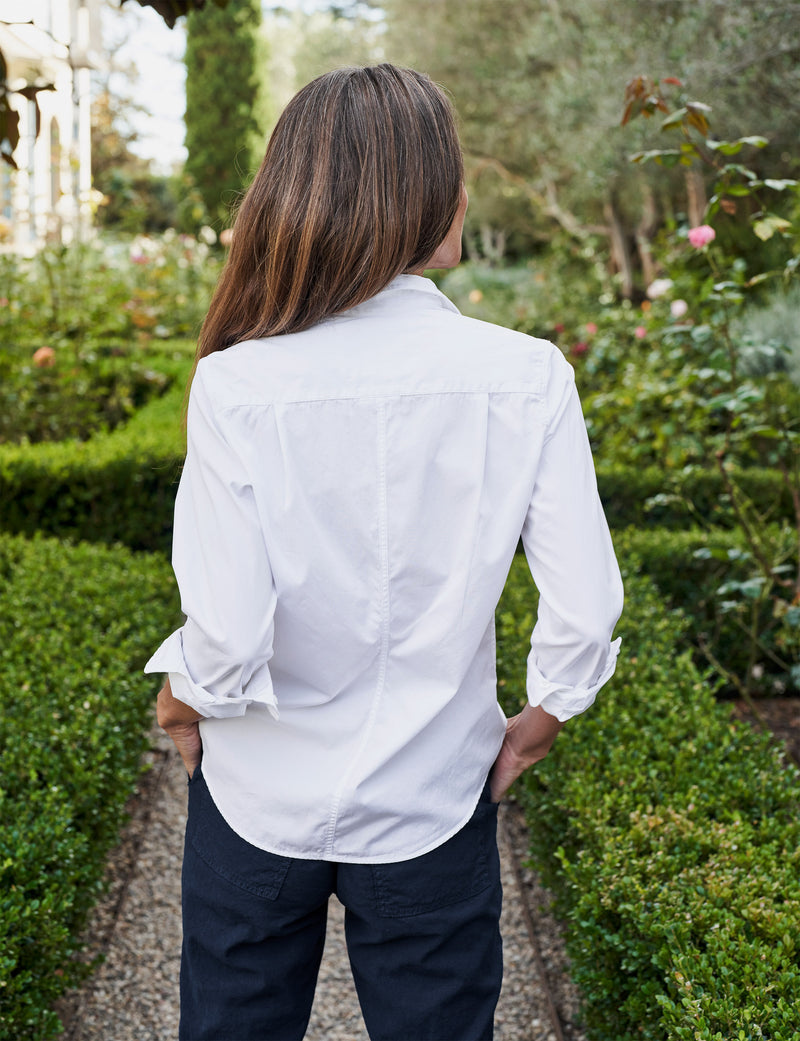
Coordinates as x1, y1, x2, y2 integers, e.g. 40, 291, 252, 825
526, 636, 621, 723
144, 630, 279, 721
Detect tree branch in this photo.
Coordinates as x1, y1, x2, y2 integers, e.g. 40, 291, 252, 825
469, 154, 607, 240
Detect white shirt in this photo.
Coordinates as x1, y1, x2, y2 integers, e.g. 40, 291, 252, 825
145, 275, 623, 864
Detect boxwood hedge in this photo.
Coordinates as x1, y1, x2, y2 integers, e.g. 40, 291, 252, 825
496, 552, 800, 1041
0, 533, 179, 1040
614, 526, 798, 696
595, 463, 793, 531
0, 382, 791, 555
0, 386, 184, 555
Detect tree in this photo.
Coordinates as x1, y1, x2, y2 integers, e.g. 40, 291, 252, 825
92, 88, 183, 231
380, 0, 800, 286
184, 0, 268, 227
121, 0, 230, 29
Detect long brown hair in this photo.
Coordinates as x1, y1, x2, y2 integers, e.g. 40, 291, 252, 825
193, 64, 463, 369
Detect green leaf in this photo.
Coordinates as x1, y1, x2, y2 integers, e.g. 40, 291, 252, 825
720, 184, 755, 197
753, 216, 792, 241
724, 164, 759, 181
764, 179, 799, 191
661, 108, 688, 131
630, 149, 683, 166
707, 139, 743, 156
745, 272, 773, 287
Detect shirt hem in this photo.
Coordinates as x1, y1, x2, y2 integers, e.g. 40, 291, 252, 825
201, 767, 491, 865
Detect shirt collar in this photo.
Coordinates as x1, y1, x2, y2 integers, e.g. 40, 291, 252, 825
325, 274, 461, 324
381, 273, 460, 312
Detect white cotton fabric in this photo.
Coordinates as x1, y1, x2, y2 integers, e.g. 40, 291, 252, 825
145, 275, 623, 863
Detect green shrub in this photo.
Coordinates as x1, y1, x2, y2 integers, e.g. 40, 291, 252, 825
731, 282, 800, 387
0, 533, 180, 1040
1, 407, 794, 558
0, 235, 221, 353
612, 527, 799, 696
0, 346, 170, 445
0, 234, 216, 444
0, 382, 186, 555
595, 463, 794, 531
496, 556, 800, 1040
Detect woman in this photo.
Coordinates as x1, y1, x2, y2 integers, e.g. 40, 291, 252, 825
146, 64, 623, 1041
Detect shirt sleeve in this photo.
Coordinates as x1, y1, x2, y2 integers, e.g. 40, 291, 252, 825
520, 350, 623, 722
144, 362, 278, 720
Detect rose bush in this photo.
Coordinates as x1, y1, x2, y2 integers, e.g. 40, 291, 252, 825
618, 75, 800, 699
0, 231, 224, 444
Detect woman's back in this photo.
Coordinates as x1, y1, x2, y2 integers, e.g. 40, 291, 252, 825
150, 274, 620, 863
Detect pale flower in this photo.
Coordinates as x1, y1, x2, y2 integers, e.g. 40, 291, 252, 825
220, 228, 234, 247
634, 326, 647, 340
670, 299, 688, 319
468, 289, 483, 303
198, 225, 218, 245
646, 278, 673, 300
585, 322, 598, 335
688, 224, 716, 249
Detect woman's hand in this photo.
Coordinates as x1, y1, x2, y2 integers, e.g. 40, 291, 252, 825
156, 678, 204, 776
489, 704, 564, 803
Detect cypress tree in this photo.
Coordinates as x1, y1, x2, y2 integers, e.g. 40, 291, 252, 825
184, 0, 266, 227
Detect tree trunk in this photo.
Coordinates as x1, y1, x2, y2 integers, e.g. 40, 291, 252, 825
686, 167, 707, 228
604, 197, 634, 299
635, 183, 658, 287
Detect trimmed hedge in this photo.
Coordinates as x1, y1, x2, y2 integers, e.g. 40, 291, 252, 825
595, 463, 794, 531
0, 386, 184, 555
496, 554, 800, 1041
0, 534, 179, 1040
0, 370, 793, 556
614, 526, 798, 695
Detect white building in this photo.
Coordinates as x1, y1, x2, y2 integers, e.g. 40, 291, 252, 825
0, 0, 102, 252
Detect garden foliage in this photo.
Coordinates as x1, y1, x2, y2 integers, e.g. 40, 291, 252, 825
1, 63, 798, 1038
0, 534, 179, 1040
0, 234, 220, 444
497, 553, 800, 1041
184, 0, 268, 226
0, 383, 185, 554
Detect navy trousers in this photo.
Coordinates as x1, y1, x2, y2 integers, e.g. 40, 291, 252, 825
180, 768, 503, 1041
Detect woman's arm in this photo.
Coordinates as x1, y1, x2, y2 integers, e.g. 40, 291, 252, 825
492, 350, 623, 800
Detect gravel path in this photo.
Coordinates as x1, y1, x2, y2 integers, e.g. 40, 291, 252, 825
58, 726, 585, 1041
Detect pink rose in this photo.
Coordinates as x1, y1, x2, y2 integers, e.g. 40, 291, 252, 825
634, 326, 647, 340
572, 341, 589, 356
585, 322, 598, 335
688, 225, 716, 248
553, 322, 565, 334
